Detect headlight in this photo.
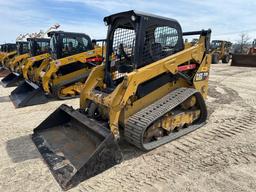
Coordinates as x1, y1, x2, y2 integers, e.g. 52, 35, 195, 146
131, 15, 136, 21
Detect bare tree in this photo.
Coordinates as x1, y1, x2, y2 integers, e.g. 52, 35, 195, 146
237, 33, 250, 53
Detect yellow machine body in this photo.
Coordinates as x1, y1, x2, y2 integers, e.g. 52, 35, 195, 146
22, 53, 51, 80
9, 53, 30, 72
80, 35, 211, 136
31, 11, 212, 190
40, 47, 103, 98
1, 51, 17, 68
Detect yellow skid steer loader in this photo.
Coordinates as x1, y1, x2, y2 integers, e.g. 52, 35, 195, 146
1, 38, 50, 87
10, 31, 104, 108
1, 25, 59, 87
1, 41, 29, 87
32, 10, 212, 190
0, 43, 17, 77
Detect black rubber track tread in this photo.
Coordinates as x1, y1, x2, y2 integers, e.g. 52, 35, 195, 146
125, 87, 207, 151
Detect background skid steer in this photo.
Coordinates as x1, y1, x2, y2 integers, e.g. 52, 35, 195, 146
9, 37, 51, 107
231, 39, 256, 67
32, 10, 211, 190
0, 43, 16, 77
40, 39, 104, 100
10, 31, 104, 108
1, 25, 59, 87
1, 38, 29, 87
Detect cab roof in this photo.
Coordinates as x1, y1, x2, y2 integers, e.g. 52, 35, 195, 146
27, 38, 50, 42
104, 10, 179, 25
47, 30, 90, 38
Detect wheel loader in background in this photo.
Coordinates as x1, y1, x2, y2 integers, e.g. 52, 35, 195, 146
211, 40, 232, 64
32, 10, 212, 190
231, 39, 256, 67
10, 30, 104, 108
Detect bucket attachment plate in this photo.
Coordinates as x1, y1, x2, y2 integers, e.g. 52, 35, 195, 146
231, 54, 256, 67
0, 72, 24, 87
10, 80, 48, 108
32, 104, 123, 190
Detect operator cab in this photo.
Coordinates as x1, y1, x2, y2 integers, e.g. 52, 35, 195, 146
252, 39, 256, 48
103, 10, 184, 88
48, 31, 93, 60
2, 43, 17, 53
27, 38, 50, 57
211, 40, 222, 49
16, 41, 29, 55
211, 40, 232, 50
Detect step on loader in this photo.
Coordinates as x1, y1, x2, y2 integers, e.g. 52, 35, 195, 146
32, 10, 212, 190
11, 31, 104, 108
231, 39, 256, 67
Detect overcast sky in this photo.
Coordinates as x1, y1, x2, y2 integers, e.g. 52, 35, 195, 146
1, 0, 256, 44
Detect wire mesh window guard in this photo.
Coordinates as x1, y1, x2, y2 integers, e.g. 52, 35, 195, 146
111, 27, 136, 80
143, 25, 178, 66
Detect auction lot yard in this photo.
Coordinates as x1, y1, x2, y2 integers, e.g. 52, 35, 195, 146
0, 64, 256, 192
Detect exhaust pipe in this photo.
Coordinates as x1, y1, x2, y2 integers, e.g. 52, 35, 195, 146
32, 104, 122, 190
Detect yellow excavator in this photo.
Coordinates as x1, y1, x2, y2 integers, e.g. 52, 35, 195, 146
10, 30, 104, 108
32, 10, 212, 190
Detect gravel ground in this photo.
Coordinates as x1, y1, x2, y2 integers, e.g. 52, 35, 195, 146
0, 64, 256, 192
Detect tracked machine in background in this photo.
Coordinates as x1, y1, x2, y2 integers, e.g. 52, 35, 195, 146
10, 30, 104, 108
211, 40, 232, 64
0, 37, 50, 87
7, 34, 30, 71
1, 25, 59, 87
0, 43, 17, 77
32, 10, 212, 190
0, 34, 30, 87
231, 39, 256, 67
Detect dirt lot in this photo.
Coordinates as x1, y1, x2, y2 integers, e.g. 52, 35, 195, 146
0, 64, 256, 192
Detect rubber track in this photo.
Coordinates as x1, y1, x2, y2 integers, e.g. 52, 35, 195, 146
125, 87, 207, 151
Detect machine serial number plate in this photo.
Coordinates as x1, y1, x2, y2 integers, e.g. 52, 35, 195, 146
195, 72, 209, 81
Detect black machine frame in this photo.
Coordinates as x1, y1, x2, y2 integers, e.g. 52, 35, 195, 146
48, 31, 93, 60
103, 10, 184, 86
